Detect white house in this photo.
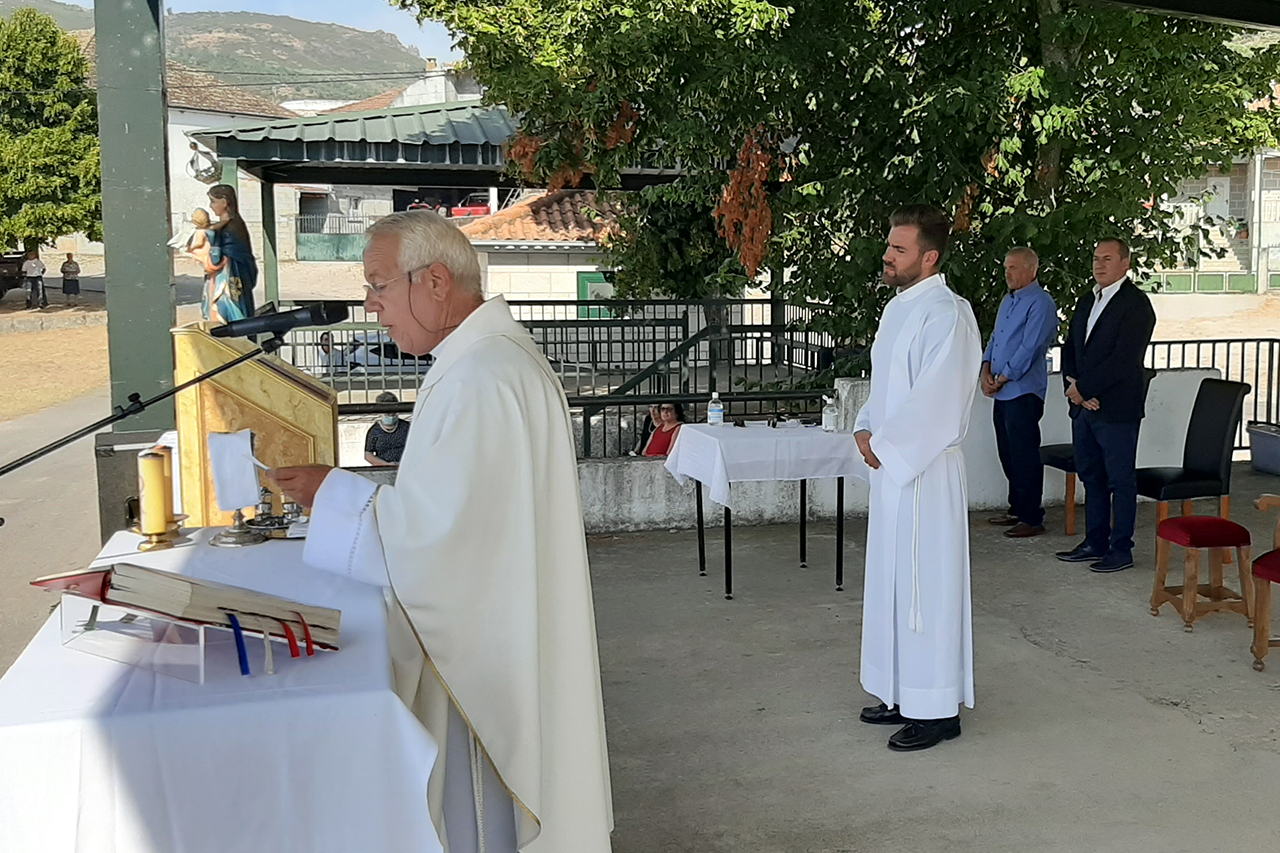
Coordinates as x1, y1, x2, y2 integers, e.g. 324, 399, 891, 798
61, 31, 297, 266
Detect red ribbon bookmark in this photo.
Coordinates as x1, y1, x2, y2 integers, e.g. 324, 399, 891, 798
277, 619, 302, 658
294, 611, 315, 656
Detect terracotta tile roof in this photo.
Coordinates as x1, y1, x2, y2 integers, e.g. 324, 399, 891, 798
70, 30, 296, 120
323, 86, 410, 114
459, 191, 624, 244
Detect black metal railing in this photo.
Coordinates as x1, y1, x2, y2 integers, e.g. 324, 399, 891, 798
284, 298, 851, 404
278, 298, 1278, 458
1143, 338, 1280, 451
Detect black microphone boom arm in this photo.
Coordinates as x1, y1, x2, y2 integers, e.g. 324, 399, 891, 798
0, 335, 286, 481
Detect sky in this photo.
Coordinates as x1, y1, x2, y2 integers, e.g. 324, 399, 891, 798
79, 0, 462, 60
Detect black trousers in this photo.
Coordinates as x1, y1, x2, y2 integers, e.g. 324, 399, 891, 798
992, 393, 1045, 526
1072, 410, 1141, 561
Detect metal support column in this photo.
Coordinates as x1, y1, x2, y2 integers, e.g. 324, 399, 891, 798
219, 157, 240, 195
261, 181, 280, 306
94, 0, 175, 433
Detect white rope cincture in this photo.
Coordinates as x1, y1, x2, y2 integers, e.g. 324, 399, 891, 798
909, 476, 924, 634
469, 731, 487, 853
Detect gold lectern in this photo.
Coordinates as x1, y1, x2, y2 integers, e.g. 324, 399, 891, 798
173, 324, 338, 527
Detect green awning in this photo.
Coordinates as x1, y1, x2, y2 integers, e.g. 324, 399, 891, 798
190, 101, 515, 172
1106, 0, 1280, 28
188, 100, 678, 189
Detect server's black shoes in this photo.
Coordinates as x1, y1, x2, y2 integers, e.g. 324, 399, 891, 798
887, 716, 962, 751
859, 703, 907, 725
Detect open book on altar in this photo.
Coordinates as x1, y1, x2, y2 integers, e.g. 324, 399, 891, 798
31, 563, 341, 650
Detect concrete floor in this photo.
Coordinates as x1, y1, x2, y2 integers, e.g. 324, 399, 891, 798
4, 405, 1280, 851
589, 465, 1280, 853
0, 389, 109, 673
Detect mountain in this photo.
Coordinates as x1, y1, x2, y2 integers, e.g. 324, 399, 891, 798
163, 12, 429, 102
0, 3, 431, 102
0, 0, 91, 29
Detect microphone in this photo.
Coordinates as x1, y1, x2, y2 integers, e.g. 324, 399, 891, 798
210, 302, 349, 339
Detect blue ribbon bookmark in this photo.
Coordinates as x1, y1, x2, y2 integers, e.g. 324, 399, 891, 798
227, 612, 251, 676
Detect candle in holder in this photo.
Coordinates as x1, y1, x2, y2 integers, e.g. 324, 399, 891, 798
138, 451, 169, 536
151, 445, 175, 524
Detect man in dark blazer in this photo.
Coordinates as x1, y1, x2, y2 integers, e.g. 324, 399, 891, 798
1055, 238, 1156, 573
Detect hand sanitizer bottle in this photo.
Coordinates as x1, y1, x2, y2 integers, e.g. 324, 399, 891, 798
822, 395, 838, 432
707, 391, 725, 426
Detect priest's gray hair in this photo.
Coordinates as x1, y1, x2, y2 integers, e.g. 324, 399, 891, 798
1006, 246, 1038, 267
366, 210, 484, 297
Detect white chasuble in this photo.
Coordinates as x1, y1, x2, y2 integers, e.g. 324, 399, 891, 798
303, 296, 613, 853
853, 274, 982, 720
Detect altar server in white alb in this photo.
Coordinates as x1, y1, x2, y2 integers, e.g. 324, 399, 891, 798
853, 205, 983, 752
270, 211, 613, 853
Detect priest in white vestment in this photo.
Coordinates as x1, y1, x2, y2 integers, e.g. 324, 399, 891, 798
271, 211, 613, 852
852, 205, 983, 752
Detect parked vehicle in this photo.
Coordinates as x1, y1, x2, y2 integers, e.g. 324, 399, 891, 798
0, 250, 27, 297
449, 192, 492, 218
346, 330, 433, 374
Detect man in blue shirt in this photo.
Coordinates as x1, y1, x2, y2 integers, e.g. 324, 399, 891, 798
981, 247, 1059, 538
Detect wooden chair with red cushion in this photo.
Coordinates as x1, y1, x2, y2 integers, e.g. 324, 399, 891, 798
1151, 515, 1252, 632
1250, 495, 1280, 671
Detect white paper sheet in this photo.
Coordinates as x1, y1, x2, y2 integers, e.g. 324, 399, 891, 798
207, 430, 262, 511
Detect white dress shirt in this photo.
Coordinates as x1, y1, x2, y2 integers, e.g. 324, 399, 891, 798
1086, 277, 1126, 339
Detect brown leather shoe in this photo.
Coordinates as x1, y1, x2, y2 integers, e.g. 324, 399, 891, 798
1004, 522, 1046, 538
987, 514, 1019, 526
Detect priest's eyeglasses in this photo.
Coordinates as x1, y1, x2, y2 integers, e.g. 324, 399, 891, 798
364, 266, 428, 296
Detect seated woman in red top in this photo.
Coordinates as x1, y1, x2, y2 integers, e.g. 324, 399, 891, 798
642, 402, 686, 456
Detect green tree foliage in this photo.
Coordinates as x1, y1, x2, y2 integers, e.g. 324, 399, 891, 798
0, 8, 100, 249
405, 0, 1280, 365
600, 180, 751, 300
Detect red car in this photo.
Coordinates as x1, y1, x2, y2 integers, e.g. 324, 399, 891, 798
449, 192, 492, 218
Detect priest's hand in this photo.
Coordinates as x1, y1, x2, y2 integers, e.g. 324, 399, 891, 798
854, 430, 881, 470
268, 465, 334, 509
1082, 397, 1101, 411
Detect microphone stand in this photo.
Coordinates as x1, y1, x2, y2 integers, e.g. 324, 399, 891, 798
0, 334, 285, 481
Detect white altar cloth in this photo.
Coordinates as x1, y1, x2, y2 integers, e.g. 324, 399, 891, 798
665, 423, 869, 508
0, 528, 442, 853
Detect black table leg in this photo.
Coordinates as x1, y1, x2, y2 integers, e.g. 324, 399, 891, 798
695, 481, 706, 576
724, 506, 733, 600
799, 479, 808, 567
836, 477, 845, 591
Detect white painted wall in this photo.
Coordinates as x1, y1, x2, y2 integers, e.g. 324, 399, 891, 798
342, 368, 1221, 533
483, 250, 610, 300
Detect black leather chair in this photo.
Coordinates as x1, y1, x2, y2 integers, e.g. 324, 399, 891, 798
1040, 443, 1078, 535
1040, 368, 1158, 536
1136, 378, 1251, 530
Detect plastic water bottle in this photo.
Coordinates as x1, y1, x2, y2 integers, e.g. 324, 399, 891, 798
822, 395, 838, 432
707, 391, 725, 426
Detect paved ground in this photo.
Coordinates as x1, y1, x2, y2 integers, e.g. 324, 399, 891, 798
3, 378, 1280, 851
0, 389, 109, 673
590, 464, 1280, 853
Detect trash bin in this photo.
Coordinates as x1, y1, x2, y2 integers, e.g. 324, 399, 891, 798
1248, 421, 1280, 476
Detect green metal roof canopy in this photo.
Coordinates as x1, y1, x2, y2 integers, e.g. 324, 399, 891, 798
1107, 0, 1280, 28
189, 101, 679, 189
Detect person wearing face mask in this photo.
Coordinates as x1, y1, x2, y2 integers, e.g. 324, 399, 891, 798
363, 391, 410, 466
